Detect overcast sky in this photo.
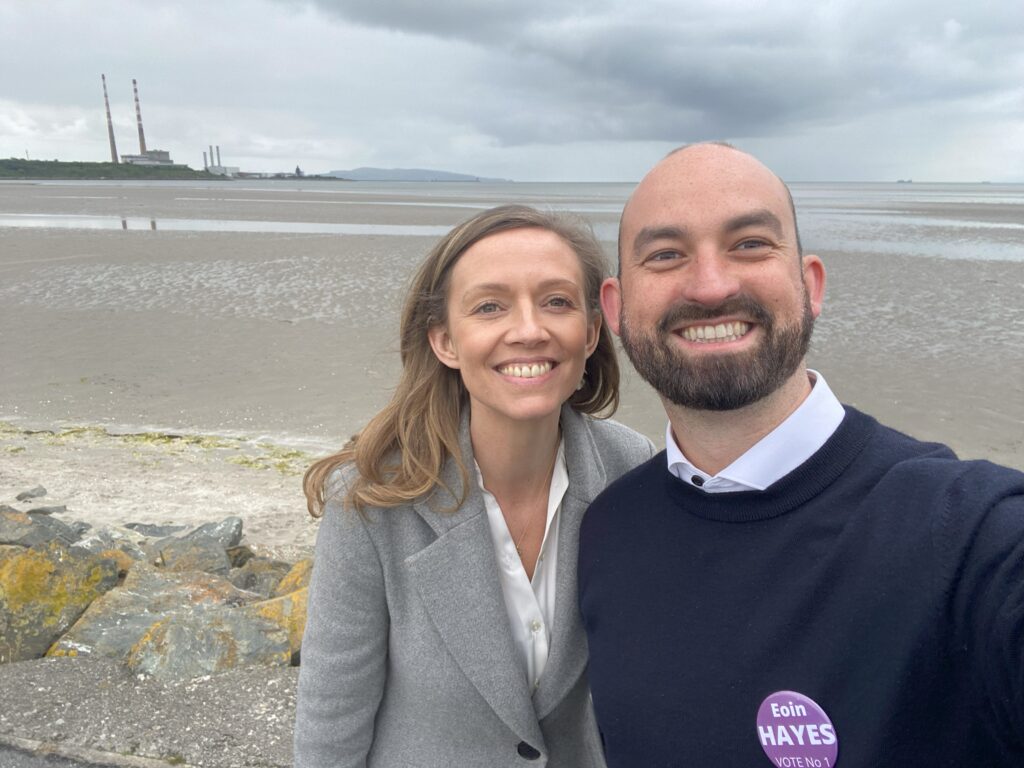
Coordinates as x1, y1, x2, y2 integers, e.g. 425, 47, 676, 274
2, 0, 1022, 181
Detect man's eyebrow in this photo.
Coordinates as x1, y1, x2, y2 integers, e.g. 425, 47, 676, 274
630, 210, 785, 257
723, 209, 785, 237
631, 225, 689, 257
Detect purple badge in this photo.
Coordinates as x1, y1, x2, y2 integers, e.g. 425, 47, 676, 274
756, 690, 838, 767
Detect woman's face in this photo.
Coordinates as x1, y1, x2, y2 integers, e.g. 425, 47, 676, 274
428, 227, 600, 431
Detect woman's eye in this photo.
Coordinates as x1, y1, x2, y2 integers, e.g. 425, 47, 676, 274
473, 301, 501, 314
547, 296, 574, 308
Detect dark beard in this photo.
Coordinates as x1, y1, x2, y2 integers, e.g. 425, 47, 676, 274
619, 293, 814, 411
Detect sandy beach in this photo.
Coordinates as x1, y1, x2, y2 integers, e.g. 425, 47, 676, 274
2, 179, 1022, 556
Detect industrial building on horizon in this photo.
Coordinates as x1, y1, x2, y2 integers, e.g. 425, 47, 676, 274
98, 76, 312, 179
101, 75, 176, 167
204, 144, 239, 177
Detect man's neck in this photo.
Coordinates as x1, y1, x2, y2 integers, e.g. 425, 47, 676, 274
665, 368, 814, 476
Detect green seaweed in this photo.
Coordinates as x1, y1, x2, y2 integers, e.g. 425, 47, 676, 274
1, 421, 312, 475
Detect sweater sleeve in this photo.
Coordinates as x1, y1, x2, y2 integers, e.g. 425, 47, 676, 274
294, 493, 389, 768
943, 464, 1024, 751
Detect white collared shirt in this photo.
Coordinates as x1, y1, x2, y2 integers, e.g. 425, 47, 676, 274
666, 371, 845, 492
477, 439, 567, 690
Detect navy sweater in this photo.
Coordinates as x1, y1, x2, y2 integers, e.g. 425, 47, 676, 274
579, 407, 1024, 767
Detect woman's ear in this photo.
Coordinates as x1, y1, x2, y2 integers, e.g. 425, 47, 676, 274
585, 313, 602, 358
427, 325, 460, 369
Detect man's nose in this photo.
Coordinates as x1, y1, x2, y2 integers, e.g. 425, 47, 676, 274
681, 253, 741, 307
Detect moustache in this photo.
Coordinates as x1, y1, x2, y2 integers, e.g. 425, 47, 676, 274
656, 296, 773, 334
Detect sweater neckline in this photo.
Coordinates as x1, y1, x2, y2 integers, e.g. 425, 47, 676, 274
662, 407, 876, 523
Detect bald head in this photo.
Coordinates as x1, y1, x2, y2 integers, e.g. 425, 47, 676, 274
600, 141, 827, 421
619, 143, 803, 268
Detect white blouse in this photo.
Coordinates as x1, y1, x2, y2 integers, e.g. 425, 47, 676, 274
477, 439, 568, 690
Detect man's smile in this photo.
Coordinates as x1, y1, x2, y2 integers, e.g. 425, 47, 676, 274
679, 321, 752, 343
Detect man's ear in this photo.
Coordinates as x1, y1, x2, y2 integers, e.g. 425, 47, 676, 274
600, 277, 623, 336
801, 255, 826, 318
427, 325, 460, 369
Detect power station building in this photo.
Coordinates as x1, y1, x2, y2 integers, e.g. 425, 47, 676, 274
101, 75, 176, 166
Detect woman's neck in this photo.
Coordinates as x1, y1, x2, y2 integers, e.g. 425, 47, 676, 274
470, 409, 561, 505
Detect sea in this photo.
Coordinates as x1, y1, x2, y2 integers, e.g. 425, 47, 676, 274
1, 179, 1022, 468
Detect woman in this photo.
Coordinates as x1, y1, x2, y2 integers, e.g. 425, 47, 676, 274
294, 205, 654, 767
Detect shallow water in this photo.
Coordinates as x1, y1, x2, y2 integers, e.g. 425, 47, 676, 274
1, 179, 1022, 469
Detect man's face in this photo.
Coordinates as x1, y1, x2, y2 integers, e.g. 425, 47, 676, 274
602, 145, 825, 411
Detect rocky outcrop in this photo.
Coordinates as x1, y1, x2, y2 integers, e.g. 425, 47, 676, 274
0, 542, 120, 663
48, 562, 264, 660
126, 605, 292, 679
1, 507, 78, 547
1, 485, 314, 681
274, 558, 313, 597
230, 555, 293, 597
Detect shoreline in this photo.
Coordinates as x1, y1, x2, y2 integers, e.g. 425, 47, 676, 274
0, 421, 322, 562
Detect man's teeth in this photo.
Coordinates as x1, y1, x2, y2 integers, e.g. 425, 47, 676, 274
682, 321, 751, 343
499, 362, 553, 378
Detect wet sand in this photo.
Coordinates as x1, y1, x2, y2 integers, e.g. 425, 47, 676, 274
1, 181, 1022, 553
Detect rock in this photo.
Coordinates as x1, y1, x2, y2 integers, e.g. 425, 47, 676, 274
229, 556, 292, 597
126, 608, 291, 681
27, 505, 67, 516
226, 544, 256, 568
124, 522, 188, 538
273, 558, 313, 597
30, 514, 81, 544
72, 526, 148, 562
246, 587, 309, 663
0, 508, 77, 547
155, 537, 231, 575
0, 542, 120, 663
48, 562, 263, 660
100, 548, 137, 577
184, 516, 244, 550
0, 545, 24, 562
0, 504, 20, 514
16, 485, 47, 501
69, 520, 93, 538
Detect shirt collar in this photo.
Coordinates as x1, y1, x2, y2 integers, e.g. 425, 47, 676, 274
665, 370, 845, 493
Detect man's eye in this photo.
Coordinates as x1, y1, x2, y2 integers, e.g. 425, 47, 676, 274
736, 239, 771, 250
648, 250, 681, 262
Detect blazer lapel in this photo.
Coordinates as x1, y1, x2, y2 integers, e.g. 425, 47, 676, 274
533, 407, 607, 718
406, 420, 545, 747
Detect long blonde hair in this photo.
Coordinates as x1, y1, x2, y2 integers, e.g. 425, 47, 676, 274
303, 204, 619, 517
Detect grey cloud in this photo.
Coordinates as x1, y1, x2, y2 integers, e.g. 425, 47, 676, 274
285, 0, 615, 42
291, 0, 1023, 148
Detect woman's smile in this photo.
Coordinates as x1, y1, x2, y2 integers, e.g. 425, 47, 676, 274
428, 227, 600, 432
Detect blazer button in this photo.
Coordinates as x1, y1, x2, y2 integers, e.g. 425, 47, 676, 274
517, 741, 541, 760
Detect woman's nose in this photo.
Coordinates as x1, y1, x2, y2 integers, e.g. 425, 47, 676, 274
506, 305, 549, 344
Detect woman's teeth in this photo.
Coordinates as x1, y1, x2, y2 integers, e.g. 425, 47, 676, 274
682, 321, 751, 343
499, 362, 553, 378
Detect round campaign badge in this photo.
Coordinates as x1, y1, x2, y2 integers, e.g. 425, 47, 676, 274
756, 690, 838, 767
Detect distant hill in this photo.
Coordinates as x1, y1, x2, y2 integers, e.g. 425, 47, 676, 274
324, 167, 508, 182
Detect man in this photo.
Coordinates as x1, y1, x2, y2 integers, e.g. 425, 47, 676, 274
579, 143, 1024, 767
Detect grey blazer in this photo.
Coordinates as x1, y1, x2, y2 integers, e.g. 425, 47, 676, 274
294, 406, 655, 768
